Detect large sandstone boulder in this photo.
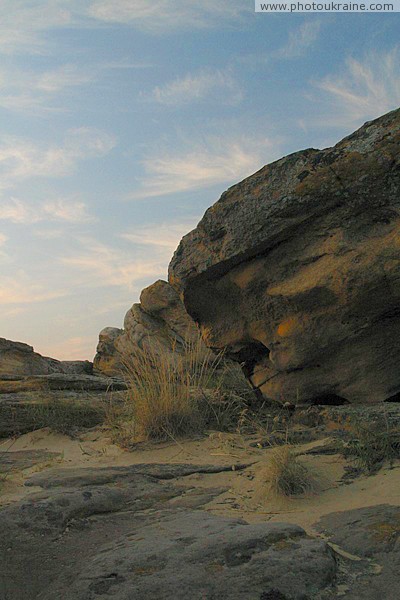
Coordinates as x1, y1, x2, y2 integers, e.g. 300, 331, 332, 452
0, 337, 92, 378
93, 280, 203, 376
169, 108, 400, 405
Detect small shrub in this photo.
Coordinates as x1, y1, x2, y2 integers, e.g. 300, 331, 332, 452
341, 416, 400, 474
267, 445, 315, 497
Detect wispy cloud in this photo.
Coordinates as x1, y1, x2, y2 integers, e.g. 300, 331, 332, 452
61, 237, 168, 289
2, 306, 27, 318
0, 198, 93, 224
88, 0, 249, 33
238, 20, 322, 67
0, 1, 74, 55
129, 135, 279, 199
121, 219, 199, 250
0, 60, 151, 114
0, 1, 249, 57
310, 47, 400, 129
0, 271, 66, 305
275, 20, 321, 60
35, 64, 95, 93
149, 68, 243, 106
0, 127, 116, 189
0, 232, 11, 263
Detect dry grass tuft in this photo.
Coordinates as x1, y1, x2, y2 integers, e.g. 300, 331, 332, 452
116, 338, 221, 442
341, 415, 400, 474
107, 337, 252, 445
266, 445, 315, 497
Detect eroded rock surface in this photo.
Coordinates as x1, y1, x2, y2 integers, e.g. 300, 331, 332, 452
0, 337, 93, 378
0, 373, 126, 396
169, 108, 400, 405
92, 327, 124, 376
0, 463, 337, 600
318, 505, 400, 600
94, 279, 204, 376
0, 389, 115, 438
58, 514, 335, 600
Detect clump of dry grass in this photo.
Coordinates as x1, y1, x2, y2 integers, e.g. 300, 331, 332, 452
341, 415, 400, 474
266, 445, 315, 497
107, 337, 252, 445
116, 338, 222, 442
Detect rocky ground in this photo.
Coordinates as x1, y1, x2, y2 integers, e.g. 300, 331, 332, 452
1, 393, 400, 599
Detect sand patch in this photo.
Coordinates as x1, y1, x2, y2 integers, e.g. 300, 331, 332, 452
1, 425, 400, 535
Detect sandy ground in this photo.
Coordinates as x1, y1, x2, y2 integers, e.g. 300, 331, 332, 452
1, 425, 400, 535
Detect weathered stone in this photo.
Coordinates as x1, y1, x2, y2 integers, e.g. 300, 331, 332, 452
0, 450, 61, 474
0, 463, 336, 600
59, 513, 335, 600
169, 108, 400, 405
92, 327, 124, 376
318, 505, 400, 600
0, 373, 126, 394
0, 337, 93, 378
94, 280, 203, 376
25, 462, 250, 489
0, 390, 118, 437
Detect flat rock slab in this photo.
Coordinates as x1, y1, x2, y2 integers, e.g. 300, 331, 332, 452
53, 513, 336, 600
318, 504, 400, 599
0, 373, 127, 394
0, 391, 110, 438
25, 462, 250, 489
0, 449, 61, 473
0, 462, 337, 600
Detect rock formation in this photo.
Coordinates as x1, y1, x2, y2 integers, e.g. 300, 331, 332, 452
169, 108, 400, 405
0, 337, 92, 378
0, 338, 127, 394
94, 279, 203, 376
93, 327, 124, 377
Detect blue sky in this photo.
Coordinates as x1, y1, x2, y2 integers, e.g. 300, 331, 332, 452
0, 1, 399, 360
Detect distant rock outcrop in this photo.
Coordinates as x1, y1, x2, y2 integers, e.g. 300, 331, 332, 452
0, 337, 92, 378
169, 108, 400, 405
93, 327, 124, 377
94, 280, 203, 377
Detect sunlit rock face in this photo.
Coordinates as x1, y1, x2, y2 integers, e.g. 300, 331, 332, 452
169, 108, 400, 405
93, 280, 202, 376
93, 327, 124, 377
0, 337, 92, 378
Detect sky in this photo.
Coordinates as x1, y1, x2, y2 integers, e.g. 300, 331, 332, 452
0, 1, 399, 361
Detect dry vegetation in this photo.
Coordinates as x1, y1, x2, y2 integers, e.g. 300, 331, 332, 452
265, 444, 316, 497
341, 414, 400, 474
107, 338, 253, 446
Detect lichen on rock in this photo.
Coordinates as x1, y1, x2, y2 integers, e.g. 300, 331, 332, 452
169, 108, 400, 405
